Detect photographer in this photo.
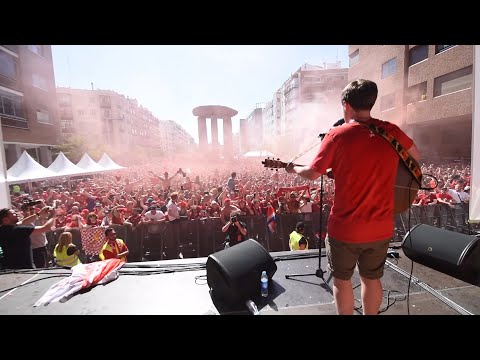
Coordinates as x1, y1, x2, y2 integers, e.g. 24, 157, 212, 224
221, 211, 247, 249
0, 208, 56, 269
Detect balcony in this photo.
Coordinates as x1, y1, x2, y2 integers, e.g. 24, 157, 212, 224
406, 88, 472, 125
62, 127, 74, 133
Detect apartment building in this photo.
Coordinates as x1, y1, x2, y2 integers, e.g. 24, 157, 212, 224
244, 105, 264, 153
159, 120, 195, 156
348, 45, 473, 161
263, 63, 348, 157
0, 45, 60, 168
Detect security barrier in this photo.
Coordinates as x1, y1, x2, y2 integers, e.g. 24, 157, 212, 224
45, 205, 474, 263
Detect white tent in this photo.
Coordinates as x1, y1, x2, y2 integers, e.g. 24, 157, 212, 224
48, 152, 87, 176
97, 153, 125, 170
76, 153, 107, 173
6, 151, 60, 184
242, 150, 276, 158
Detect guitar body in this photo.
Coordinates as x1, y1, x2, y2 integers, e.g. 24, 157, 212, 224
394, 159, 420, 214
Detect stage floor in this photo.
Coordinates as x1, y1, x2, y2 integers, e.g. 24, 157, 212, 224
0, 248, 479, 315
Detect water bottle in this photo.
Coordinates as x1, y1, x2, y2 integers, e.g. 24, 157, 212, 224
261, 270, 268, 297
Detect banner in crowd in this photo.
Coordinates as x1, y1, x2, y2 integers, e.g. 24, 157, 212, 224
80, 227, 106, 256
276, 185, 311, 198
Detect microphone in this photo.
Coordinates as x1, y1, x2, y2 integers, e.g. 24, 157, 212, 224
318, 118, 345, 138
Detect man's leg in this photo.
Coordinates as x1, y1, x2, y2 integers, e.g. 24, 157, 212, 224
325, 236, 358, 315
332, 277, 354, 315
360, 276, 383, 315
357, 239, 390, 315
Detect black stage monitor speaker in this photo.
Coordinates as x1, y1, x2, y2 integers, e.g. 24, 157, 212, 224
206, 239, 277, 306
402, 224, 480, 285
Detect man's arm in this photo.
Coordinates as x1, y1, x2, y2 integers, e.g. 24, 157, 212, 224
31, 217, 56, 235
236, 221, 247, 236
285, 164, 322, 180
17, 213, 37, 225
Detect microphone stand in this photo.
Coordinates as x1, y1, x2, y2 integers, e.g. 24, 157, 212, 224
284, 122, 344, 289
285, 135, 333, 290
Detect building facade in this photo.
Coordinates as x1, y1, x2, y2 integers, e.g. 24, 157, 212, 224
245, 105, 264, 153
159, 120, 195, 156
1, 45, 60, 168
348, 45, 473, 161
262, 63, 348, 157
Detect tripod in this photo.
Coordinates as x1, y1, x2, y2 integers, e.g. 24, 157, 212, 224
285, 173, 332, 288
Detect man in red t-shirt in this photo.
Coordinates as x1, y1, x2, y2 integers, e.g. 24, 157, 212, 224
286, 79, 420, 315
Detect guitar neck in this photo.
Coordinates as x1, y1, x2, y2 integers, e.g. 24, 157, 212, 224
261, 158, 304, 170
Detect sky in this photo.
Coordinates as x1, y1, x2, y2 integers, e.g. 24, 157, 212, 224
52, 45, 349, 144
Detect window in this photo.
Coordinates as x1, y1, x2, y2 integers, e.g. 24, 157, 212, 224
406, 82, 427, 104
433, 65, 472, 97
0, 50, 17, 79
37, 110, 51, 124
0, 88, 25, 118
380, 92, 395, 111
435, 45, 455, 54
32, 74, 48, 91
58, 93, 72, 107
90, 109, 96, 116
409, 45, 428, 66
349, 49, 359, 67
27, 45, 44, 57
99, 95, 111, 107
382, 58, 397, 79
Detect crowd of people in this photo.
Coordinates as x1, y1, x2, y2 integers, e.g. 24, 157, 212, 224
0, 79, 475, 315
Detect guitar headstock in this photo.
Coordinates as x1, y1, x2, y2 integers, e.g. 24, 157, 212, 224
262, 158, 288, 170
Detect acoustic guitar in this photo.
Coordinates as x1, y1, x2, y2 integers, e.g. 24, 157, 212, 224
262, 157, 421, 214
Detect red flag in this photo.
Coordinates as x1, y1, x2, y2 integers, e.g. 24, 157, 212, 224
34, 259, 124, 307
266, 204, 276, 233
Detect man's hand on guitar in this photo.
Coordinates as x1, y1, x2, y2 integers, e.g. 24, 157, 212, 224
285, 162, 296, 174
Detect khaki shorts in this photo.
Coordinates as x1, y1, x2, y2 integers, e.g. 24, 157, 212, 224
325, 236, 391, 280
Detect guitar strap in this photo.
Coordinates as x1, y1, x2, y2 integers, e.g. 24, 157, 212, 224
356, 121, 422, 186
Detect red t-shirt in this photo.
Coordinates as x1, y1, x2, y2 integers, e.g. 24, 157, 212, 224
309, 118, 414, 243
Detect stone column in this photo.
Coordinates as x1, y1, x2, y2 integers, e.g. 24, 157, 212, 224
197, 116, 207, 152
211, 117, 218, 147
223, 117, 233, 159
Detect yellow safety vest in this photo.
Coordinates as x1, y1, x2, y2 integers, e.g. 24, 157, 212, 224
289, 231, 308, 251
54, 244, 81, 267
99, 239, 127, 262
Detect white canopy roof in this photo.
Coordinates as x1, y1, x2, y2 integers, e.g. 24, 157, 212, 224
97, 153, 125, 170
48, 152, 87, 176
76, 153, 108, 173
7, 151, 60, 184
242, 150, 276, 158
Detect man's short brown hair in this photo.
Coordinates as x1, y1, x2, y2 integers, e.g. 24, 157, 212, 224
341, 79, 378, 111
